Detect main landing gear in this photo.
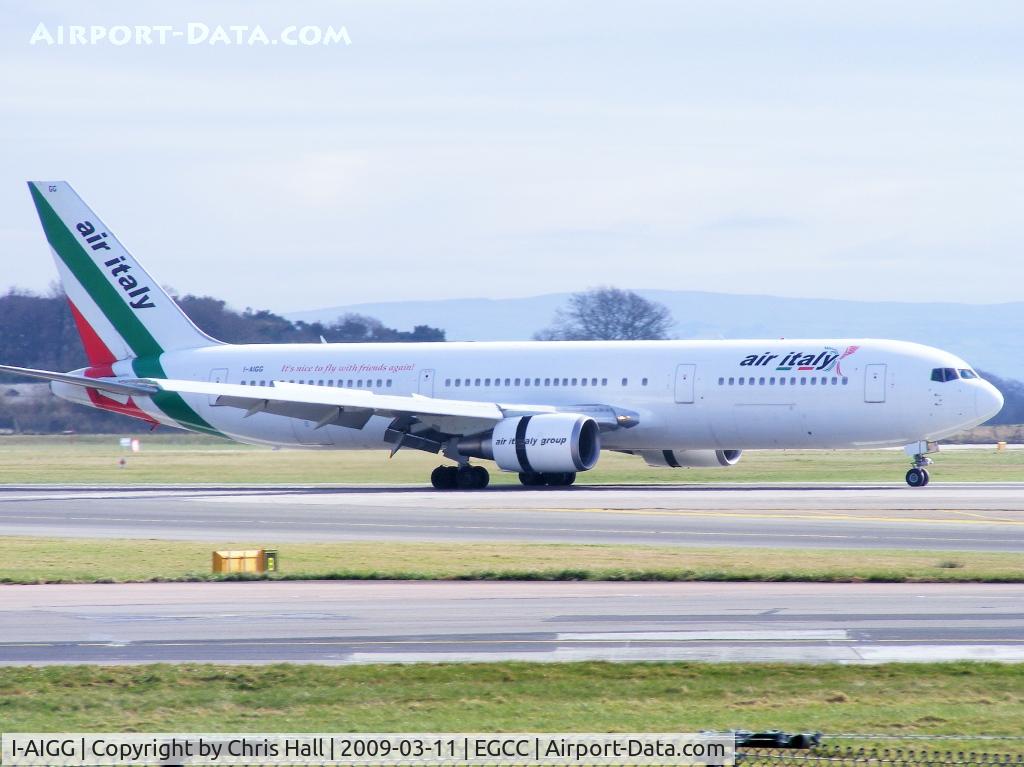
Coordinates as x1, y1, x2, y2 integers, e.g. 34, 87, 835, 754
431, 464, 490, 490
428, 465, 577, 489
904, 440, 936, 487
518, 471, 576, 487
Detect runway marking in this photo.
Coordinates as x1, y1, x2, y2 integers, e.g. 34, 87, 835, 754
533, 507, 1024, 526
1, 513, 1022, 545
7, 637, 1024, 650
556, 630, 849, 641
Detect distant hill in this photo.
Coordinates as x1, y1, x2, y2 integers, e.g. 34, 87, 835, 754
287, 290, 1024, 380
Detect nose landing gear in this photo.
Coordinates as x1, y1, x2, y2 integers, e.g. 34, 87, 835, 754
903, 440, 937, 487
905, 466, 930, 487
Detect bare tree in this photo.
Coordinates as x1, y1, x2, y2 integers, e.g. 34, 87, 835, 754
534, 287, 673, 341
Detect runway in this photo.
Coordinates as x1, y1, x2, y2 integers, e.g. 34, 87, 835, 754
1, 483, 1024, 550
3, 581, 1023, 665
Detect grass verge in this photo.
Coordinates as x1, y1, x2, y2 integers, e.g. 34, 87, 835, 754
1, 663, 1022, 754
3, 538, 1024, 584
0, 435, 1022, 484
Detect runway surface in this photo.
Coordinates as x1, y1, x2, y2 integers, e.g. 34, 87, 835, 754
1, 483, 1024, 550
3, 581, 1023, 665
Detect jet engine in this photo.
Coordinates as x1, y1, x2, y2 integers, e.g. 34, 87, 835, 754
458, 413, 601, 473
634, 449, 742, 468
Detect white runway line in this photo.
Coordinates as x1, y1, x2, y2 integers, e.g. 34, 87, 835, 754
555, 630, 849, 642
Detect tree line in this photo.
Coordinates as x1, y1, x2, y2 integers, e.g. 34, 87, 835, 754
0, 288, 444, 374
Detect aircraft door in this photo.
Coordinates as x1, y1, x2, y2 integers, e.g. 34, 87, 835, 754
208, 368, 229, 405
674, 364, 696, 403
864, 364, 887, 403
419, 369, 435, 397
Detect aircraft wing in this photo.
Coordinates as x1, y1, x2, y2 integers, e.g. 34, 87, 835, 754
153, 378, 571, 452
156, 378, 516, 423
0, 366, 636, 451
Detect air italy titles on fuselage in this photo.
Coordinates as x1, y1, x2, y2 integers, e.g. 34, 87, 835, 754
740, 348, 839, 372
75, 220, 155, 309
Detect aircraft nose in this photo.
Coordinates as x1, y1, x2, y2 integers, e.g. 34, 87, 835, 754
976, 381, 1004, 421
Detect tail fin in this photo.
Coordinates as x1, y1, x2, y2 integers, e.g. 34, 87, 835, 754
27, 181, 219, 364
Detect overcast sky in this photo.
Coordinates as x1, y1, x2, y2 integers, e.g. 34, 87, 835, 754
2, 1, 1023, 313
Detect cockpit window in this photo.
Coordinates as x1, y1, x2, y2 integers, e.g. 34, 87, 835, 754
930, 368, 959, 383
959, 368, 978, 379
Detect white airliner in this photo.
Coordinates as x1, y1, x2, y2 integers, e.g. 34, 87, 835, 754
1, 182, 1004, 489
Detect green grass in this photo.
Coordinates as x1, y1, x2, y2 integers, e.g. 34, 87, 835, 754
4, 538, 1024, 584
0, 434, 1022, 484
1, 663, 1022, 754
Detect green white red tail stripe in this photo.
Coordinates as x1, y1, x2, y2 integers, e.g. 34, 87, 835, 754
28, 181, 222, 435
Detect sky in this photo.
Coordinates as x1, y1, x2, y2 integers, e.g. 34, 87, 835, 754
2, 1, 1023, 313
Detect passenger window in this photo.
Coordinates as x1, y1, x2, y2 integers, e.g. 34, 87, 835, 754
357, 380, 364, 387
831, 377, 837, 385
376, 379, 382, 388
800, 377, 806, 385
562, 378, 568, 386
748, 377, 754, 385
553, 378, 560, 387
505, 378, 511, 386
842, 377, 848, 385
445, 379, 451, 386
642, 378, 648, 386
718, 377, 724, 385
769, 377, 775, 385
581, 378, 588, 387
779, 377, 785, 386
524, 378, 531, 387
759, 377, 765, 385
473, 378, 480, 386
534, 378, 540, 386
544, 378, 551, 386
484, 378, 490, 386
728, 377, 735, 385
622, 378, 628, 386
738, 377, 745, 385
601, 378, 607, 386
515, 378, 521, 386
347, 380, 353, 387
387, 380, 393, 388
260, 380, 266, 386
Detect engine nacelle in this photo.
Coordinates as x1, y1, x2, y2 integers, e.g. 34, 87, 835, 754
458, 413, 601, 473
635, 449, 742, 468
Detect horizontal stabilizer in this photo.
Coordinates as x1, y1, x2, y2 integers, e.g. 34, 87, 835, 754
0, 363, 158, 397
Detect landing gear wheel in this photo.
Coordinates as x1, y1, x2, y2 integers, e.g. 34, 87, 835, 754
430, 465, 458, 490
905, 467, 928, 487
518, 472, 546, 487
920, 468, 930, 486
545, 472, 577, 487
471, 465, 490, 489
457, 465, 489, 489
